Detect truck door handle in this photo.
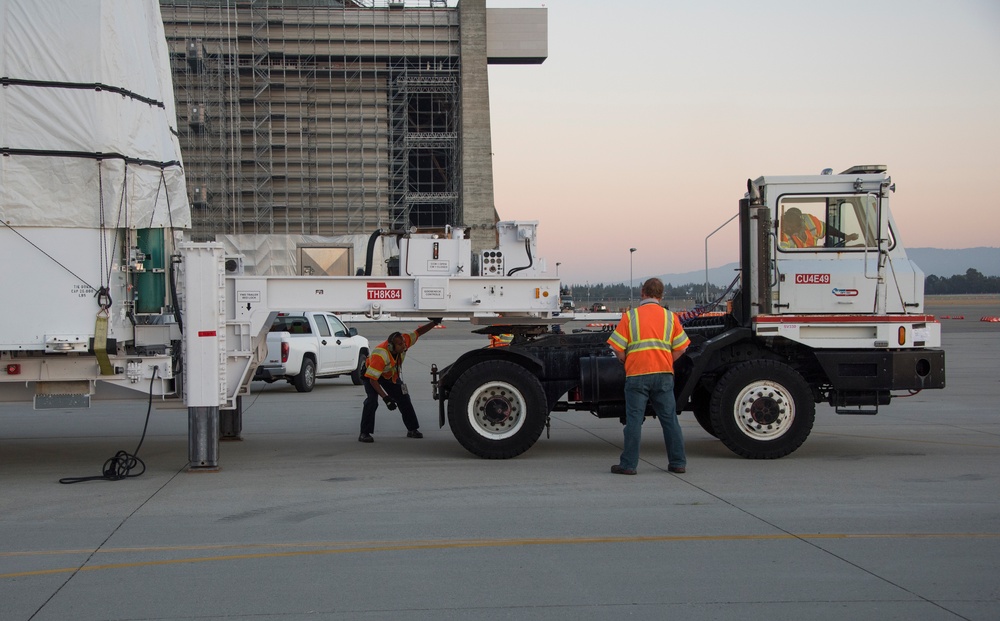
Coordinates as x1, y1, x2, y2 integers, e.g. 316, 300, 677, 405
321, 340, 328, 345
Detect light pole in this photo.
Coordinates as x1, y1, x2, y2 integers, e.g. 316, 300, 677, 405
629, 247, 637, 306
556, 262, 561, 277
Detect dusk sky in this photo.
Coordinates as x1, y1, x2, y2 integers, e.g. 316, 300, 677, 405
485, 0, 1000, 285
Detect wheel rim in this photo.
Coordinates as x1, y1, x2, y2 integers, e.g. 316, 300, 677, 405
304, 363, 315, 386
732, 380, 795, 440
466, 380, 527, 440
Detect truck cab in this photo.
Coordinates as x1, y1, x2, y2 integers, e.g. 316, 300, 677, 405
762, 166, 924, 317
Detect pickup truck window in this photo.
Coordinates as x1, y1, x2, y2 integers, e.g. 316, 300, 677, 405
315, 315, 332, 337
271, 316, 312, 334
328, 315, 348, 337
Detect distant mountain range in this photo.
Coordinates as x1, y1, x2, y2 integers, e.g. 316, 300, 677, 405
654, 247, 1000, 287
907, 247, 1000, 278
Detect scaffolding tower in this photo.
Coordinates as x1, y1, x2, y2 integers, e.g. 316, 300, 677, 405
160, 0, 462, 240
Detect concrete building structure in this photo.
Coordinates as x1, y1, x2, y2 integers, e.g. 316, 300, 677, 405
158, 0, 545, 275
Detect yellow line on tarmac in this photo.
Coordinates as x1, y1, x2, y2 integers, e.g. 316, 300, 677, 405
3, 532, 999, 580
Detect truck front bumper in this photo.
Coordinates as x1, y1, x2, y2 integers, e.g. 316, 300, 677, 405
813, 349, 946, 392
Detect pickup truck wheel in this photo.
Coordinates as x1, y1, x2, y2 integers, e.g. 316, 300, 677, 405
448, 361, 547, 459
293, 357, 316, 393
350, 353, 366, 386
709, 360, 814, 459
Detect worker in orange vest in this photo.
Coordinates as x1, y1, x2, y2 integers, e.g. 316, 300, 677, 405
780, 207, 859, 248
607, 277, 690, 475
359, 318, 440, 443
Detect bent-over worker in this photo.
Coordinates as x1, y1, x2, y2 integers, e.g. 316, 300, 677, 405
358, 319, 440, 443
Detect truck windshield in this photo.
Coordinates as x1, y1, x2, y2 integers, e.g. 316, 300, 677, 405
776, 194, 894, 251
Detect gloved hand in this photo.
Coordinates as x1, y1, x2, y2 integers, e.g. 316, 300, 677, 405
430, 317, 443, 325
383, 397, 398, 411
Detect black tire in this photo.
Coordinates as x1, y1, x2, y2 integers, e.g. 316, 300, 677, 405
350, 352, 366, 386
690, 384, 717, 438
709, 360, 814, 459
447, 360, 548, 459
293, 357, 316, 393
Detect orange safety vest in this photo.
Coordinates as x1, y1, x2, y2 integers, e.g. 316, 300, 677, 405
489, 334, 513, 348
781, 213, 825, 248
607, 302, 689, 377
364, 331, 417, 383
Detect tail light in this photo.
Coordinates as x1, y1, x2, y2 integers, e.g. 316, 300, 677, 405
281, 342, 289, 363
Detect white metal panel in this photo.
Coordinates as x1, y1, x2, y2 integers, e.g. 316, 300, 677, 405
180, 243, 226, 407
775, 254, 879, 314
229, 276, 560, 339
754, 316, 941, 349
485, 8, 547, 63
0, 227, 131, 349
399, 235, 471, 277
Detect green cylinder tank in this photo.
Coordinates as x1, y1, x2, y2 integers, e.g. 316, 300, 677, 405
135, 228, 166, 314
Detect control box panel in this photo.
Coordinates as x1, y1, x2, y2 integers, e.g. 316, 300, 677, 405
398, 231, 471, 277
480, 250, 505, 276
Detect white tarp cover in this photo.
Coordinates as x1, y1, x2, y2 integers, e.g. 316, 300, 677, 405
0, 0, 190, 229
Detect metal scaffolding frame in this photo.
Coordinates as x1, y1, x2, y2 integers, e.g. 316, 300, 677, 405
160, 0, 461, 239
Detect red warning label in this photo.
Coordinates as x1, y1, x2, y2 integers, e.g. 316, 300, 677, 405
367, 282, 403, 300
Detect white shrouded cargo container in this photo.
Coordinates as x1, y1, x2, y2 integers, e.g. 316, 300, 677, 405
0, 0, 190, 353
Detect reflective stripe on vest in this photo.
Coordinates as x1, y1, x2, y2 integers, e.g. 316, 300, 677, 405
365, 342, 406, 382
613, 303, 688, 376
624, 307, 674, 356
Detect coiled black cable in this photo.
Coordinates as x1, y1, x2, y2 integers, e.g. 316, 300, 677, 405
59, 366, 158, 484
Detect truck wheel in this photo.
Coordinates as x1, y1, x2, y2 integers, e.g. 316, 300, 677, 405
350, 353, 366, 386
293, 358, 316, 393
448, 361, 547, 459
709, 360, 814, 459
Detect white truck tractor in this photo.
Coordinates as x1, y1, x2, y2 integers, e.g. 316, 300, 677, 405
432, 166, 946, 460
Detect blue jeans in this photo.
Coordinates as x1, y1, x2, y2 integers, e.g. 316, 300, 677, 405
619, 373, 686, 471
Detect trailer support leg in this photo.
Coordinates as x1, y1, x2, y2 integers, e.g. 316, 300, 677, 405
220, 396, 243, 441
188, 406, 219, 470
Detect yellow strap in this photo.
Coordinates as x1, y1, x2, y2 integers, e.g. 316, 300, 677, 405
94, 314, 114, 376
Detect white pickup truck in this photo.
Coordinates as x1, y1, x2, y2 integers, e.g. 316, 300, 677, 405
253, 312, 370, 392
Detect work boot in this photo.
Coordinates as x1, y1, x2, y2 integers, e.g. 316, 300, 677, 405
358, 433, 374, 443
406, 430, 423, 439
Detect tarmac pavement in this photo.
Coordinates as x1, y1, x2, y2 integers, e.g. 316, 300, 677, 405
1, 303, 999, 620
